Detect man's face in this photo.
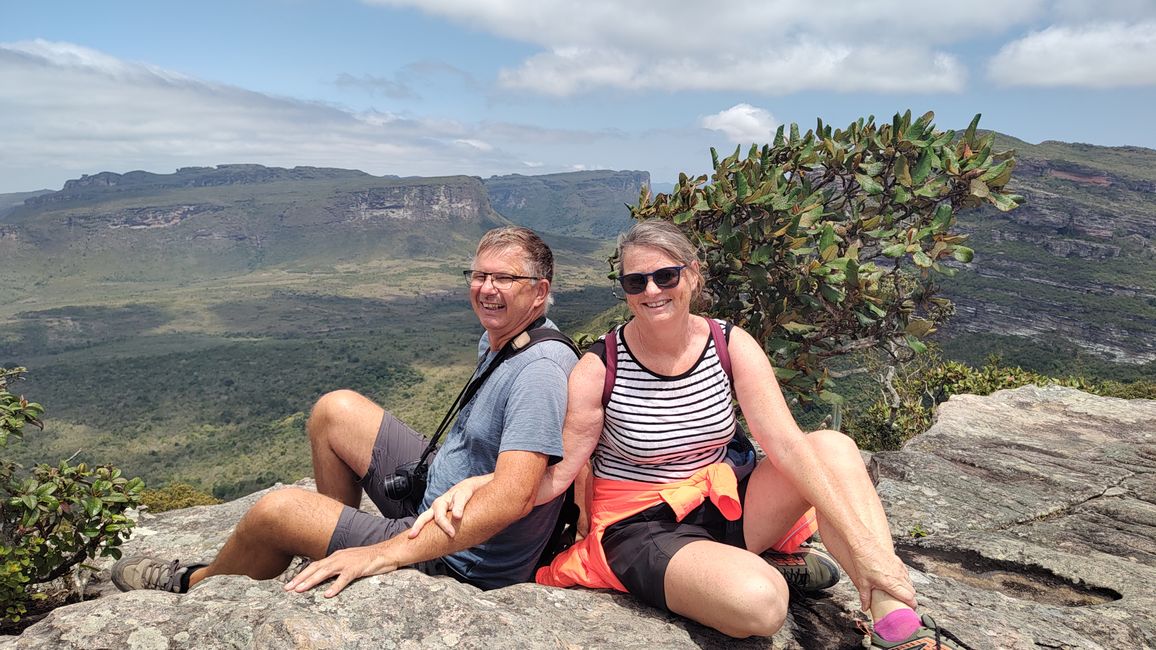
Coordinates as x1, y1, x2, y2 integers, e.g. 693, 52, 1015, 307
469, 246, 549, 349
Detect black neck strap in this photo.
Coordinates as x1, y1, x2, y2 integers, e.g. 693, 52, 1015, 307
416, 316, 548, 464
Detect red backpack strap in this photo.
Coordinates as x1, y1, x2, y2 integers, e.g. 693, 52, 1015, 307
706, 318, 732, 380
601, 328, 618, 408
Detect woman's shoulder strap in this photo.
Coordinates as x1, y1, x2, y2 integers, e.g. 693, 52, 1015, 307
706, 318, 732, 380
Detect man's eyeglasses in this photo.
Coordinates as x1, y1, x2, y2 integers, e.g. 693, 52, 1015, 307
617, 265, 685, 295
464, 270, 540, 290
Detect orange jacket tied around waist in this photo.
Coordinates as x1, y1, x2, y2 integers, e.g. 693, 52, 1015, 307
536, 462, 818, 591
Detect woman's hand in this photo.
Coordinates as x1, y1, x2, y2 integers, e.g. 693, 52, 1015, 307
283, 546, 398, 598
407, 473, 494, 538
846, 539, 918, 612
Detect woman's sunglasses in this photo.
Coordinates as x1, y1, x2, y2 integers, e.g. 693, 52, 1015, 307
617, 265, 685, 295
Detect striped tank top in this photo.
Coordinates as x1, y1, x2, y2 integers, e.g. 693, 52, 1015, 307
593, 319, 737, 483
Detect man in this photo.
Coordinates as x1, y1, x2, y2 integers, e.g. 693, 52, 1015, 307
112, 226, 577, 596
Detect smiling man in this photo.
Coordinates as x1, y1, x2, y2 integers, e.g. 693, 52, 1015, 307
111, 226, 578, 595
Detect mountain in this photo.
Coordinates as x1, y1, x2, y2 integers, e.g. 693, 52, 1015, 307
0, 165, 507, 295
0, 165, 632, 497
0, 189, 52, 219
936, 136, 1156, 371
482, 170, 648, 237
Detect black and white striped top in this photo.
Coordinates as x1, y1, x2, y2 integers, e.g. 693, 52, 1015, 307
593, 319, 737, 483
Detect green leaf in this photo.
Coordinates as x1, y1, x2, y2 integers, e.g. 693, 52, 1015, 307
819, 223, 835, 251
964, 113, 981, 144
855, 173, 883, 195
817, 390, 846, 406
913, 251, 933, 267
904, 334, 928, 354
881, 244, 907, 258
894, 155, 912, 187
912, 151, 933, 185
781, 322, 817, 334
931, 203, 953, 231
987, 191, 1019, 212
773, 367, 800, 380
969, 178, 990, 198
952, 246, 975, 263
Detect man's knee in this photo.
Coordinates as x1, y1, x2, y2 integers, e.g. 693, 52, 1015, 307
244, 487, 311, 531
308, 389, 370, 439
240, 487, 340, 556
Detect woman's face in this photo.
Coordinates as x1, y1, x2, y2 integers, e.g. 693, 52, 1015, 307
620, 245, 698, 325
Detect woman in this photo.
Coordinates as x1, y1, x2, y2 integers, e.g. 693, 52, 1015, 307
413, 221, 966, 648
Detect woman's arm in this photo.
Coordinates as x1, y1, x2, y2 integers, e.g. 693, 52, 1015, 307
729, 326, 868, 532
728, 326, 914, 609
407, 351, 607, 537
533, 352, 605, 505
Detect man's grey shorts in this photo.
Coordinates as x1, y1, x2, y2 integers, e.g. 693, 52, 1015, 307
325, 410, 465, 581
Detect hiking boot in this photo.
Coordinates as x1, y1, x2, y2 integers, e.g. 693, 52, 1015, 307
762, 546, 840, 593
110, 556, 203, 593
871, 614, 973, 650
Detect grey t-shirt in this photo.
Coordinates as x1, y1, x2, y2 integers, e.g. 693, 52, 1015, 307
422, 319, 576, 588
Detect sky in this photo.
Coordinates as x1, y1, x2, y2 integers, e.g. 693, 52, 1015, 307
2, 0, 1155, 195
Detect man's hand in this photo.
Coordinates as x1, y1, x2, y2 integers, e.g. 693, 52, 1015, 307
408, 474, 494, 538
283, 545, 399, 598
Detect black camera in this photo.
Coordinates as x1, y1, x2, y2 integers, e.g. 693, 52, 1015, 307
382, 460, 429, 505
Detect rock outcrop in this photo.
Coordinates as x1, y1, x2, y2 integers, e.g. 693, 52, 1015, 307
5, 386, 1154, 649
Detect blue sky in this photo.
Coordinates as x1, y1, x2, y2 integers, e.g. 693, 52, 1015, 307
2, 0, 1155, 194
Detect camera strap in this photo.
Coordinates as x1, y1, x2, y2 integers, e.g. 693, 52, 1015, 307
414, 316, 577, 466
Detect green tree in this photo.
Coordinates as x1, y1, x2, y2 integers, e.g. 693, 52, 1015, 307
630, 111, 1021, 405
1, 367, 143, 623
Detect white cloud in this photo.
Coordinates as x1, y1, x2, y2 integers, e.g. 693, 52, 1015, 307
988, 22, 1156, 87
701, 104, 779, 144
365, 0, 1005, 95
454, 138, 493, 151
0, 40, 644, 192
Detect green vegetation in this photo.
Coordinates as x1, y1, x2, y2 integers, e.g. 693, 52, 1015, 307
1, 367, 143, 623
4, 283, 618, 500
843, 349, 1155, 450
483, 171, 644, 238
139, 483, 221, 513
633, 111, 1021, 403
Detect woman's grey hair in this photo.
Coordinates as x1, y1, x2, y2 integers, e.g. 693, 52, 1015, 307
615, 220, 706, 309
475, 226, 555, 311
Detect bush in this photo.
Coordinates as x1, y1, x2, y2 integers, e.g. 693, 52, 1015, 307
0, 367, 143, 623
631, 111, 1021, 404
844, 351, 1155, 450
139, 483, 221, 513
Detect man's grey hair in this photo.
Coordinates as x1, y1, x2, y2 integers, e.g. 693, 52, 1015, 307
475, 226, 555, 311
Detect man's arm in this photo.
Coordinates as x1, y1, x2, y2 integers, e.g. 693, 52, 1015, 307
285, 448, 547, 597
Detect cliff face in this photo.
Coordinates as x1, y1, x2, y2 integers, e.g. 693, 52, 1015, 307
1, 166, 503, 281
939, 140, 1156, 364
483, 170, 649, 237
5, 387, 1153, 649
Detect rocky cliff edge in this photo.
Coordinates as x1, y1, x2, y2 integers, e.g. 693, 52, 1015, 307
4, 386, 1154, 649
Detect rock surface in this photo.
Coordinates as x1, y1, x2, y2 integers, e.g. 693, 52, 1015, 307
5, 386, 1155, 649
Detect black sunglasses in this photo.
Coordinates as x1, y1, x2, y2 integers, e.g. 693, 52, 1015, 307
617, 265, 685, 295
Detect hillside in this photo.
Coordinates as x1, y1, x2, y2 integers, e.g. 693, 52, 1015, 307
482, 170, 648, 237
0, 165, 631, 497
2, 147, 1152, 498
935, 136, 1156, 370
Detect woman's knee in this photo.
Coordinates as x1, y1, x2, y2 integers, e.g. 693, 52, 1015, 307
727, 571, 789, 637
808, 428, 860, 459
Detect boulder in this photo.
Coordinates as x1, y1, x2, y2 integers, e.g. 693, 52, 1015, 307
4, 386, 1154, 648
